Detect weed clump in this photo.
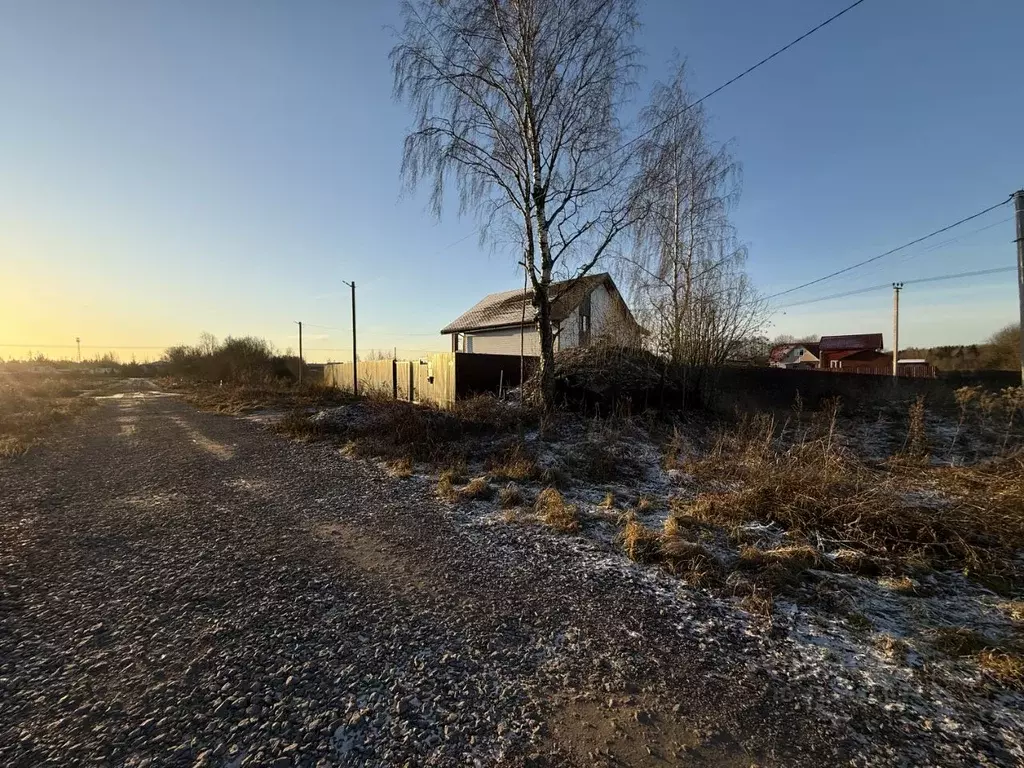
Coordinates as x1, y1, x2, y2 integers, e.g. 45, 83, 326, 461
498, 483, 526, 509
620, 518, 660, 563
978, 650, 1024, 690
535, 487, 579, 532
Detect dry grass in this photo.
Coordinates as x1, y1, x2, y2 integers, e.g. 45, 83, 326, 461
535, 487, 579, 532
873, 633, 910, 662
928, 627, 996, 657
177, 379, 352, 414
978, 650, 1024, 689
832, 548, 881, 576
620, 518, 661, 563
271, 394, 537, 470
879, 576, 925, 596
679, 405, 1024, 583
458, 476, 493, 501
498, 483, 526, 509
598, 492, 616, 509
386, 457, 414, 478
0, 374, 97, 457
487, 441, 538, 481
436, 466, 463, 502
998, 601, 1024, 624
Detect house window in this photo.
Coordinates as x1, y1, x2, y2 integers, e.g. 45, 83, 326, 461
579, 292, 592, 346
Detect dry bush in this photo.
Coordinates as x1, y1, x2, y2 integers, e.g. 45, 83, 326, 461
535, 488, 579, 532
598, 491, 616, 509
901, 395, 930, 463
498, 483, 526, 509
662, 426, 688, 470
978, 650, 1024, 690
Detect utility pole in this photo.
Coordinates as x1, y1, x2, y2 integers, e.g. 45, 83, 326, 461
295, 321, 303, 386
892, 282, 903, 377
1014, 189, 1024, 385
343, 280, 357, 395
75, 337, 81, 364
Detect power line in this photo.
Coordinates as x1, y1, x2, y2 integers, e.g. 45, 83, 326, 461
905, 266, 1016, 287
435, 0, 868, 255
777, 266, 1017, 309
0, 343, 171, 349
611, 0, 868, 163
841, 215, 1015, 282
765, 198, 1014, 301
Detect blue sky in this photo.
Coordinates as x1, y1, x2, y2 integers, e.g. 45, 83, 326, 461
1, 0, 1021, 362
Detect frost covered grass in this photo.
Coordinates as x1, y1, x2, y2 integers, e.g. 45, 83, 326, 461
276, 395, 537, 469
678, 404, 1024, 583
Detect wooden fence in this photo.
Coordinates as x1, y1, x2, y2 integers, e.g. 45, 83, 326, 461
324, 352, 534, 407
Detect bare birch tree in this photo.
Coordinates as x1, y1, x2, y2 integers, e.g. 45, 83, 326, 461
391, 0, 641, 408
624, 64, 765, 369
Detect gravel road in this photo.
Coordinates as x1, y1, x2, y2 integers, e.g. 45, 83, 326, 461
0, 384, 950, 766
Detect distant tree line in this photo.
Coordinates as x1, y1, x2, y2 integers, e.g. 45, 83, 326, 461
163, 333, 302, 383
903, 324, 1021, 372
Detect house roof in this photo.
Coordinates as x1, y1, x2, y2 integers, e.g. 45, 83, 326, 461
830, 348, 888, 362
819, 333, 884, 352
441, 272, 621, 334
768, 342, 820, 363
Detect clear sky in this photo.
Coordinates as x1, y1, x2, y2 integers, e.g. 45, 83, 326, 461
1, 0, 1021, 362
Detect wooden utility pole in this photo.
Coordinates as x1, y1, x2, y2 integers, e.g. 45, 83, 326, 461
1014, 190, 1024, 385
75, 337, 81, 364
343, 280, 357, 395
892, 282, 903, 377
295, 321, 303, 385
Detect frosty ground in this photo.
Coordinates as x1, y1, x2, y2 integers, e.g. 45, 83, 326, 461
1, 381, 1021, 766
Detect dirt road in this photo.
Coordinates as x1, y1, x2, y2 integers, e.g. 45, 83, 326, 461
0, 386, 901, 766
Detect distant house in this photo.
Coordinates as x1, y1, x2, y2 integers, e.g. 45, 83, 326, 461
441, 272, 643, 355
819, 333, 888, 373
769, 342, 820, 369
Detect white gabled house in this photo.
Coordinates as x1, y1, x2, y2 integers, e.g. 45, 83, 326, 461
441, 272, 644, 355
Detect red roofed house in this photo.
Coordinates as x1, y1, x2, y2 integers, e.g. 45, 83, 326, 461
818, 333, 888, 374
441, 273, 644, 354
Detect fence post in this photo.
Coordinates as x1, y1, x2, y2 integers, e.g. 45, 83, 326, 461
392, 359, 398, 401
408, 361, 414, 402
